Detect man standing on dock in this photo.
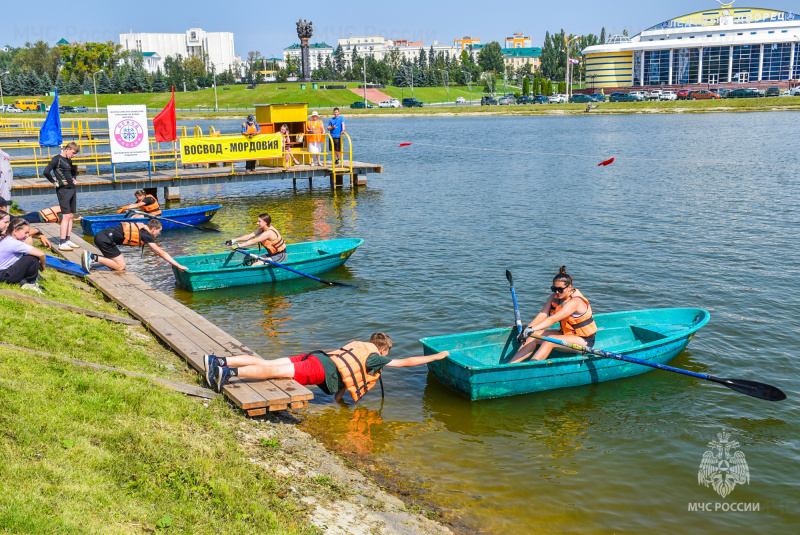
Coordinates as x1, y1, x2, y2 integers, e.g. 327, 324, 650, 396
241, 114, 261, 173
43, 142, 80, 252
327, 107, 345, 166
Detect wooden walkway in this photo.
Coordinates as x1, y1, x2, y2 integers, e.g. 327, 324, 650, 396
37, 224, 313, 415
11, 161, 383, 197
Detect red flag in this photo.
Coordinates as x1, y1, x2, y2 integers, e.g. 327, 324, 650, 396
398, 143, 412, 147
597, 157, 615, 167
153, 86, 176, 142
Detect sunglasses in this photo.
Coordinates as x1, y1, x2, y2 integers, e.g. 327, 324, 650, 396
551, 285, 569, 293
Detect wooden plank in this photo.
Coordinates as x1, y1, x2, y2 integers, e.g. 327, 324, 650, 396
269, 378, 315, 401
244, 378, 291, 407
0, 289, 139, 325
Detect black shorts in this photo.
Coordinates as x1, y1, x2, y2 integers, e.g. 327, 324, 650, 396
56, 187, 77, 214
94, 232, 122, 259
332, 137, 341, 153
582, 333, 596, 347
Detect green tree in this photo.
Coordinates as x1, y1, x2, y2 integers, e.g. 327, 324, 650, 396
1, 72, 18, 96
540, 30, 567, 82
600, 27, 607, 44
39, 72, 53, 94
13, 41, 61, 79
522, 76, 530, 96
66, 72, 81, 95
82, 74, 93, 94
477, 42, 504, 74
110, 68, 124, 93
151, 70, 167, 93
95, 71, 112, 94
55, 72, 68, 94
20, 70, 41, 95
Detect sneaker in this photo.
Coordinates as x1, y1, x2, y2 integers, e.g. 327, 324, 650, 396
58, 243, 73, 251
334, 158, 340, 166
204, 354, 217, 388
20, 283, 44, 295
80, 250, 91, 272
66, 240, 80, 249
215, 366, 233, 393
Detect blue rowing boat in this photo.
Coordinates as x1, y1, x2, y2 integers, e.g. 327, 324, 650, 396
171, 238, 363, 291
419, 308, 710, 400
80, 205, 223, 236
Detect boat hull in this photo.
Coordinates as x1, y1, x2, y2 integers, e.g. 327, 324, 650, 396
420, 308, 710, 400
171, 238, 363, 291
80, 205, 222, 236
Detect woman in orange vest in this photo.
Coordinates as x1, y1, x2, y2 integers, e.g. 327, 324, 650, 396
117, 190, 162, 216
227, 212, 287, 263
79, 219, 188, 273
205, 332, 450, 400
509, 266, 598, 363
305, 111, 325, 166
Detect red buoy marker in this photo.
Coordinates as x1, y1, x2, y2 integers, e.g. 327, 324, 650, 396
598, 157, 615, 167
398, 143, 413, 147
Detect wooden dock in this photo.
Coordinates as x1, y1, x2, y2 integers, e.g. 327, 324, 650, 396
37, 224, 314, 416
11, 161, 383, 197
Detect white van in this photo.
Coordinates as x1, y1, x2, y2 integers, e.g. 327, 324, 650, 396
378, 99, 401, 108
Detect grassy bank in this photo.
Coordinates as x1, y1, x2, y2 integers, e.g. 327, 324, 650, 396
0, 260, 315, 534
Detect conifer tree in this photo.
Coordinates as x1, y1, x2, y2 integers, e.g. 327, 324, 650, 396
151, 70, 167, 93
66, 73, 81, 95
55, 72, 68, 94
96, 71, 112, 94
39, 72, 53, 95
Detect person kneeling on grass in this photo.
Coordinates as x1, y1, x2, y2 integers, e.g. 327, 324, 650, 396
79, 219, 188, 273
204, 332, 450, 402
0, 216, 47, 294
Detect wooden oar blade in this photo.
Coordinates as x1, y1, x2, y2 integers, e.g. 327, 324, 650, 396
715, 377, 787, 401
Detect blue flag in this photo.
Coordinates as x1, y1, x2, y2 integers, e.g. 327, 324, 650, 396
39, 89, 62, 147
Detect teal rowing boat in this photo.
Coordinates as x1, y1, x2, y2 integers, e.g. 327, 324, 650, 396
172, 238, 363, 291
419, 308, 710, 400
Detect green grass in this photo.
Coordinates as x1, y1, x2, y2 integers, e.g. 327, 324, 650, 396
379, 85, 476, 103
0, 250, 317, 534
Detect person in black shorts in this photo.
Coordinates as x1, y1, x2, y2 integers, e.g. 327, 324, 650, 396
80, 219, 188, 273
43, 142, 80, 251
509, 266, 599, 363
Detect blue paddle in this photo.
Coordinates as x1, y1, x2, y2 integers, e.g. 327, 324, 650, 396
506, 270, 524, 338
231, 247, 355, 288
527, 332, 786, 402
129, 210, 221, 233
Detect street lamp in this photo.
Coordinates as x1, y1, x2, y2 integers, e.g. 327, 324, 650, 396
0, 71, 9, 109
463, 71, 472, 105
565, 35, 581, 97
438, 69, 450, 102
363, 46, 373, 108
92, 69, 105, 113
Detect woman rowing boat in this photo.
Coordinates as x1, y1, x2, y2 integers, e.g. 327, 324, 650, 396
509, 266, 598, 363
226, 212, 287, 263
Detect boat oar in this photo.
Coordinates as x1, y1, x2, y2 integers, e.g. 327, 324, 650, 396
129, 210, 220, 232
230, 247, 355, 288
506, 270, 523, 337
527, 333, 786, 402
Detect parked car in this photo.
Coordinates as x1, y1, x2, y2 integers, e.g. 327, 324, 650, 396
609, 92, 636, 102
660, 90, 678, 101
378, 99, 400, 108
532, 94, 550, 104
350, 101, 373, 109
765, 87, 780, 97
74, 105, 89, 113
676, 89, 692, 100
589, 93, 606, 102
548, 94, 566, 104
715, 88, 731, 98
648, 90, 663, 100
401, 97, 424, 108
569, 94, 593, 103
747, 87, 765, 97
516, 95, 534, 104
480, 96, 498, 105
628, 91, 646, 101
688, 90, 720, 100
4, 105, 23, 113
455, 96, 466, 104
59, 105, 75, 113
790, 87, 800, 96
727, 88, 760, 98
498, 96, 514, 105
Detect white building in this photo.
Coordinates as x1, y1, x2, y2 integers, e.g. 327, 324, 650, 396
282, 43, 334, 71
119, 28, 236, 73
336, 36, 461, 66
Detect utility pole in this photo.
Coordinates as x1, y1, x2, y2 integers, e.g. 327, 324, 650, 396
464, 71, 472, 105
438, 69, 450, 102
92, 69, 105, 113
565, 35, 581, 97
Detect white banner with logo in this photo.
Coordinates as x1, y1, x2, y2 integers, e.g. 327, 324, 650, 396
107, 105, 150, 163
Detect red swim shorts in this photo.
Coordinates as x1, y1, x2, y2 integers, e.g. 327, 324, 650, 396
289, 354, 325, 385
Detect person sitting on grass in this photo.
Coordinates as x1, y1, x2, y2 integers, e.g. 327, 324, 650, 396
79, 219, 188, 273
0, 216, 47, 294
204, 332, 450, 402
226, 212, 287, 264
117, 189, 162, 216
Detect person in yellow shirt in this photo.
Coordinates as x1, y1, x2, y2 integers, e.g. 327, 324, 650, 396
306, 111, 325, 166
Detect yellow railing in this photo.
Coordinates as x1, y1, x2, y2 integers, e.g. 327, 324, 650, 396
0, 117, 98, 139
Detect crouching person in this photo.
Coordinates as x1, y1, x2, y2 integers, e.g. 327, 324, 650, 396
204, 332, 449, 402
79, 219, 188, 273
0, 217, 47, 293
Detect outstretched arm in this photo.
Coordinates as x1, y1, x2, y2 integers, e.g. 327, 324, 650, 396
118, 201, 145, 213
385, 351, 449, 368
147, 242, 188, 271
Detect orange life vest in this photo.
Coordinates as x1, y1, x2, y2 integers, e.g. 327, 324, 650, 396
256, 225, 286, 255
548, 288, 598, 338
327, 341, 382, 402
121, 221, 150, 247
39, 206, 61, 223
306, 119, 325, 143
140, 194, 162, 216
242, 121, 259, 135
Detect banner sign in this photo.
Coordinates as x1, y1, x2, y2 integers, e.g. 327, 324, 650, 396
107, 105, 150, 163
180, 133, 283, 164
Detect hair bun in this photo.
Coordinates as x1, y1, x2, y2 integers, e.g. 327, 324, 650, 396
559, 266, 567, 274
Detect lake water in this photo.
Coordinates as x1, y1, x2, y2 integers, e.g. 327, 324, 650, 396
27, 113, 798, 533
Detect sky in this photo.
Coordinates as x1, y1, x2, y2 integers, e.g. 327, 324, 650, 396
5, 0, 800, 57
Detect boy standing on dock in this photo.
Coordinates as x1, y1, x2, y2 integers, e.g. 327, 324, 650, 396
327, 108, 345, 166
43, 142, 80, 252
205, 333, 449, 403
241, 115, 261, 173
